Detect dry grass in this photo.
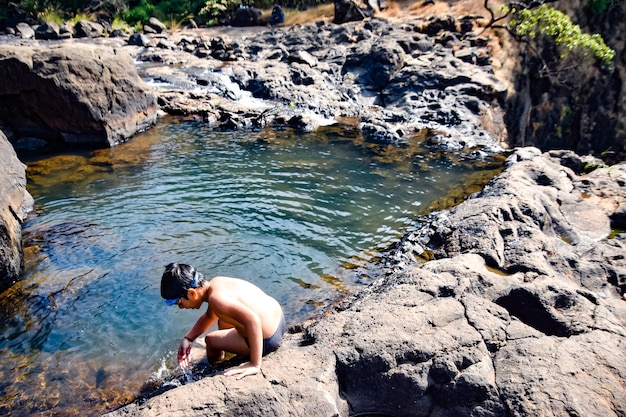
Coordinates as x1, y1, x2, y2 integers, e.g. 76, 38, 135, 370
284, 4, 336, 25
378, 0, 497, 21
258, 0, 498, 27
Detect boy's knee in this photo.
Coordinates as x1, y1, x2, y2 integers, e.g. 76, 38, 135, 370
204, 334, 221, 351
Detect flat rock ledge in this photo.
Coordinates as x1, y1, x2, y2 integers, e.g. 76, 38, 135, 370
105, 148, 626, 417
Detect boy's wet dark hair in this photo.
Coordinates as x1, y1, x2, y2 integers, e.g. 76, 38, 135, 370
160, 263, 205, 300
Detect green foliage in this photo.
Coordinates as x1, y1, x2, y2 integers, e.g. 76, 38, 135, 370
510, 4, 616, 64
17, 0, 41, 15
588, 0, 613, 14
121, 0, 205, 26
111, 15, 130, 30
198, 0, 240, 25
37, 6, 64, 23
120, 0, 154, 25
154, 0, 196, 21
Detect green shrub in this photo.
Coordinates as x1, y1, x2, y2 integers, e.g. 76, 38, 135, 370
588, 0, 613, 15
198, 0, 240, 25
121, 0, 154, 25
37, 6, 65, 23
511, 4, 616, 64
111, 15, 131, 31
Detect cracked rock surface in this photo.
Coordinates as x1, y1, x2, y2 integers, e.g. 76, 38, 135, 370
105, 149, 626, 417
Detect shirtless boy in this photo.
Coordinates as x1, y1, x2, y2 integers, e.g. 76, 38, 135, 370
160, 263, 286, 380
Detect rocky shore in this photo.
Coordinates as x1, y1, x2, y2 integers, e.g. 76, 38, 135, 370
0, 2, 625, 416
105, 149, 626, 417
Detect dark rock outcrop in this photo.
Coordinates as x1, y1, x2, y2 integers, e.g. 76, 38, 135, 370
0, 130, 33, 290
104, 149, 626, 417
503, 0, 626, 163
73, 19, 104, 38
34, 21, 62, 40
4, 2, 38, 31
0, 43, 158, 151
333, 0, 375, 24
231, 6, 263, 27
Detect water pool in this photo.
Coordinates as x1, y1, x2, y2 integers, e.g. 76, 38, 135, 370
0, 119, 503, 416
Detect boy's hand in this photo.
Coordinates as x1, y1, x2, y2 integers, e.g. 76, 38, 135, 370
178, 337, 193, 368
224, 362, 260, 380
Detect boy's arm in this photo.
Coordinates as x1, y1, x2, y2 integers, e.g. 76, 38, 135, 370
185, 309, 217, 341
178, 310, 217, 368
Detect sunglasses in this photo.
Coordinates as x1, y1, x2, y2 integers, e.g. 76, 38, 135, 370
165, 297, 181, 306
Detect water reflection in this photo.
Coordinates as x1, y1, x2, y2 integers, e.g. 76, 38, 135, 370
1, 119, 504, 416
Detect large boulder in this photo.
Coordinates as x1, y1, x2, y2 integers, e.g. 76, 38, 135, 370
0, 130, 33, 290
34, 21, 62, 40
73, 19, 104, 38
104, 149, 626, 417
0, 43, 158, 151
333, 0, 375, 24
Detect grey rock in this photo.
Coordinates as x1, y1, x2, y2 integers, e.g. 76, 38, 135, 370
0, 130, 33, 290
73, 19, 104, 38
15, 22, 34, 39
134, 19, 507, 156
146, 17, 166, 34
0, 43, 158, 149
104, 151, 626, 417
35, 21, 61, 40
128, 33, 150, 47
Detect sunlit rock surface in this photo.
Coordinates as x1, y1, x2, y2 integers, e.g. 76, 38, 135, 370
105, 149, 626, 417
0, 43, 158, 151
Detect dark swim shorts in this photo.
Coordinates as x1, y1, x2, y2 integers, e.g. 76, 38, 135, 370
245, 313, 286, 355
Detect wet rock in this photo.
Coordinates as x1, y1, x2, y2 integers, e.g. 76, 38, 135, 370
132, 18, 507, 157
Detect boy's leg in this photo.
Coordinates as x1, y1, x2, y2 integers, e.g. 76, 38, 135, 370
205, 328, 249, 363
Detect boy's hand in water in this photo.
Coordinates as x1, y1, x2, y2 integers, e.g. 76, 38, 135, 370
224, 362, 260, 380
178, 337, 193, 368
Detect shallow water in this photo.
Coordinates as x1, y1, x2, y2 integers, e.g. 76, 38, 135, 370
0, 119, 504, 416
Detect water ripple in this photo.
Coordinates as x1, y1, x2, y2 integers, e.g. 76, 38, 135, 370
1, 121, 503, 416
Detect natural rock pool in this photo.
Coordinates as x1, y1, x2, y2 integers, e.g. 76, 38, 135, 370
0, 119, 504, 416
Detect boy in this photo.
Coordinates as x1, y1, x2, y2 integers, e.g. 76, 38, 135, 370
161, 263, 286, 380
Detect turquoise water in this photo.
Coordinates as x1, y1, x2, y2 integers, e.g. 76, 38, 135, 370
0, 119, 503, 416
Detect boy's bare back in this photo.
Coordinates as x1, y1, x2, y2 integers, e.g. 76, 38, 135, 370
207, 276, 283, 338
